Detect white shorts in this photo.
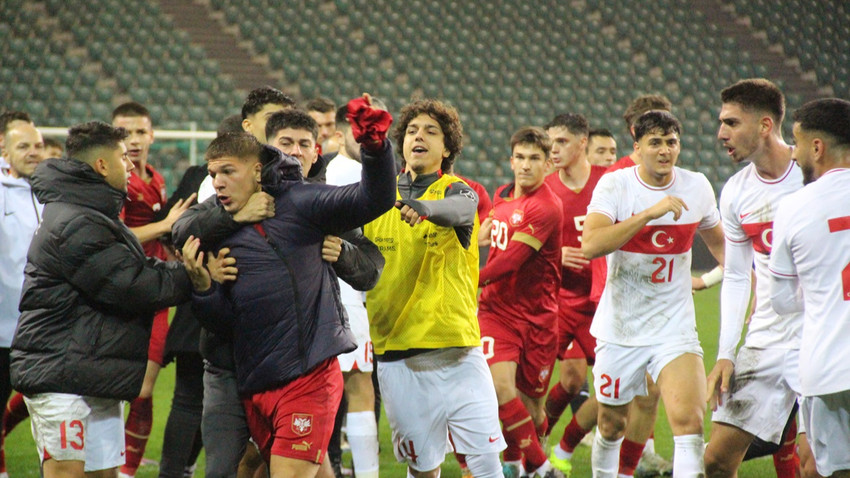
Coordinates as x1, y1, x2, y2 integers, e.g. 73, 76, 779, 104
800, 391, 850, 476
377, 347, 505, 472
338, 303, 373, 373
24, 393, 125, 472
593, 339, 703, 406
712, 346, 799, 444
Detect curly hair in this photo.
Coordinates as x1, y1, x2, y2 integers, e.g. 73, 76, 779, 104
391, 99, 463, 173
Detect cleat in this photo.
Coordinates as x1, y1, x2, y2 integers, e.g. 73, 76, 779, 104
503, 462, 522, 478
548, 451, 572, 477
539, 467, 566, 478
635, 450, 673, 477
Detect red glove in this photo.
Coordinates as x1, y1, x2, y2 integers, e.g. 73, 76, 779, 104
346, 96, 392, 151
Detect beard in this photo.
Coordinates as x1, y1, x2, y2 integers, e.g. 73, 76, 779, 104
801, 162, 816, 185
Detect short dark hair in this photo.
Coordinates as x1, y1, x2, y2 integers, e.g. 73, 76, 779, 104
265, 109, 319, 142
589, 128, 615, 141
392, 99, 464, 172
43, 136, 64, 152
721, 78, 785, 124
335, 105, 350, 130
510, 126, 552, 157
305, 96, 336, 114
241, 86, 296, 120
793, 98, 850, 147
623, 95, 672, 134
1, 110, 32, 135
65, 121, 128, 160
633, 111, 682, 142
205, 132, 264, 162
216, 114, 244, 137
545, 113, 589, 137
112, 101, 151, 120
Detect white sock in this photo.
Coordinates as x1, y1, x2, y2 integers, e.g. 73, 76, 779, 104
532, 461, 552, 476
644, 437, 656, 455
465, 452, 502, 478
591, 429, 624, 478
554, 443, 573, 460
673, 434, 705, 478
347, 411, 379, 476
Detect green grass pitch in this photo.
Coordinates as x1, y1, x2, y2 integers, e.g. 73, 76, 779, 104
5, 286, 777, 476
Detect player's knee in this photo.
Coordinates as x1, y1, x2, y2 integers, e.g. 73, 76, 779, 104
408, 467, 440, 478
631, 392, 659, 414
667, 410, 704, 436
465, 452, 502, 478
597, 406, 628, 439
492, 378, 517, 404
559, 367, 585, 395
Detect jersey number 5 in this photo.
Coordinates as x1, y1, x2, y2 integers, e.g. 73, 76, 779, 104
828, 216, 850, 300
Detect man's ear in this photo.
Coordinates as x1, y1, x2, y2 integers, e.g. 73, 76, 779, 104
254, 161, 262, 183
760, 115, 774, 136
93, 157, 109, 178
242, 118, 252, 133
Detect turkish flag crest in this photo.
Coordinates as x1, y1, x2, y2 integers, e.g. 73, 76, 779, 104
291, 413, 313, 436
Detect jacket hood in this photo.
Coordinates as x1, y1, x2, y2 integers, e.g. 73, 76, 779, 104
259, 145, 303, 195
306, 153, 329, 184
30, 157, 126, 218
0, 172, 32, 189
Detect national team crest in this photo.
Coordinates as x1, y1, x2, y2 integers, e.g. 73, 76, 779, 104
538, 367, 550, 383
510, 209, 524, 226
291, 413, 313, 436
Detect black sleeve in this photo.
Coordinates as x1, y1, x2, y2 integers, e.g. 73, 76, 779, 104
172, 195, 242, 249
331, 228, 385, 291
62, 218, 192, 316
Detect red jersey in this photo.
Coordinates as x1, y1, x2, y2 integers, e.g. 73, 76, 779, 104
479, 182, 562, 327
544, 165, 606, 312
457, 174, 493, 224
589, 155, 636, 303
121, 164, 168, 260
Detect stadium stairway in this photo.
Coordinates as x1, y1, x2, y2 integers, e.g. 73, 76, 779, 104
697, 0, 825, 104
156, 0, 284, 94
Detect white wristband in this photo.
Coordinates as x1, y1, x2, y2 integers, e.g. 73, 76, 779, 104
700, 265, 724, 288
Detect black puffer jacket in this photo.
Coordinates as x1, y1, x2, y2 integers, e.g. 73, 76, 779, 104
181, 143, 396, 394
10, 157, 192, 401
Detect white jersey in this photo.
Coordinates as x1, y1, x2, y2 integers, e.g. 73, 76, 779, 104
589, 166, 720, 346
769, 168, 850, 396
325, 152, 366, 307
718, 160, 803, 358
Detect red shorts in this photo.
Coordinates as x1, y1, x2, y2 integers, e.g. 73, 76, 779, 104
557, 305, 597, 363
242, 358, 343, 464
479, 312, 557, 399
147, 308, 170, 365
